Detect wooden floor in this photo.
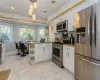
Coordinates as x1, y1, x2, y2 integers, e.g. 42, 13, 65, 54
0, 70, 11, 80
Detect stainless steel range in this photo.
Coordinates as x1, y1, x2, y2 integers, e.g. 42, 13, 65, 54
52, 43, 63, 68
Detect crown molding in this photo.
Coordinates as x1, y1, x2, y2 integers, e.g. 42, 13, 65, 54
47, 0, 86, 23
0, 15, 47, 24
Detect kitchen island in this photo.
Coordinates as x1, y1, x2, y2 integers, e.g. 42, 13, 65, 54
28, 42, 52, 63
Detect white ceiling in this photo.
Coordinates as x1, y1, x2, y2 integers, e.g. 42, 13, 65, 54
0, 0, 70, 20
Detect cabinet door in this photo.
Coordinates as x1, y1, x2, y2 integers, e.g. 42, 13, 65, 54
67, 49, 74, 73
63, 46, 75, 73
35, 45, 44, 62
88, 0, 98, 3
63, 49, 69, 69
68, 14, 75, 31
45, 44, 52, 60
1, 44, 5, 62
43, 47, 49, 60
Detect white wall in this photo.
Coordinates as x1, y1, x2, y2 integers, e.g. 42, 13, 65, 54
48, 0, 99, 40
0, 20, 48, 55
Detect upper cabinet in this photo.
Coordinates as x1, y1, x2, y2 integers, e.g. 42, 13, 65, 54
53, 24, 57, 33
45, 27, 49, 36
90, 0, 99, 3
67, 14, 75, 31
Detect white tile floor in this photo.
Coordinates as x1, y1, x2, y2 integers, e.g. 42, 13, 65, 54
0, 54, 75, 80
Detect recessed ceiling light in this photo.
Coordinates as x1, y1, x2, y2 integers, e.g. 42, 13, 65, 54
10, 6, 15, 10
52, 1, 56, 4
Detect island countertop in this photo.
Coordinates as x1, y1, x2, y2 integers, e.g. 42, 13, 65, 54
63, 44, 75, 47
27, 42, 53, 44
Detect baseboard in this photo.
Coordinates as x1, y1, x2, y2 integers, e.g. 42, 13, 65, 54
6, 51, 17, 56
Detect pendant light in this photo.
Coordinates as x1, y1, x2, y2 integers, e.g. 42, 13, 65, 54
29, 0, 37, 20
33, 2, 37, 9
30, 5, 34, 10
29, 9, 33, 16
32, 14, 36, 21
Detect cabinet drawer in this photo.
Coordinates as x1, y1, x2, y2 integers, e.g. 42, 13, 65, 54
63, 46, 74, 52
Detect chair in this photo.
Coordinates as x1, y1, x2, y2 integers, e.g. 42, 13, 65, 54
15, 42, 20, 55
19, 43, 28, 57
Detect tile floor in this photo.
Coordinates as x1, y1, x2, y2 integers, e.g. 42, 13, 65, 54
0, 54, 75, 80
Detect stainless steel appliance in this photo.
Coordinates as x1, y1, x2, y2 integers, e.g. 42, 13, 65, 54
57, 20, 68, 32
75, 2, 100, 80
52, 43, 63, 68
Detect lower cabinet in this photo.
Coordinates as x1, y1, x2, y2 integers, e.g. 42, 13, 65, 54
35, 43, 52, 62
63, 45, 75, 73
0, 44, 5, 63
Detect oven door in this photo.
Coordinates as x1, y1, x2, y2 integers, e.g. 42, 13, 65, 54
52, 45, 62, 61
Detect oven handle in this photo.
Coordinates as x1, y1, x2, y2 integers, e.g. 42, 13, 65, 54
53, 46, 62, 49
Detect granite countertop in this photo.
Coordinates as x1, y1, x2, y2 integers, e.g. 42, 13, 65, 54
63, 44, 75, 47
27, 42, 53, 44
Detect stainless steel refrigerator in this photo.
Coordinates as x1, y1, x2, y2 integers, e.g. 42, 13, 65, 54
75, 2, 100, 80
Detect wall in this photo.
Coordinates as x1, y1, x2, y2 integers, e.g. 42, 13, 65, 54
0, 20, 48, 56
48, 0, 99, 40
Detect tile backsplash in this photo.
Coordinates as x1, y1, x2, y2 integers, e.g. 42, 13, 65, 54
54, 31, 75, 38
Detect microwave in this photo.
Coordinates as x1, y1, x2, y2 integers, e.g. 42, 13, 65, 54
57, 20, 68, 32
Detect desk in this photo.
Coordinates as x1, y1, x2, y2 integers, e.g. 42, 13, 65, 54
19, 42, 30, 54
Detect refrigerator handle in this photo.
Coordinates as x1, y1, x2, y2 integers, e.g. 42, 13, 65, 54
94, 13, 96, 47
81, 58, 100, 67
88, 15, 92, 47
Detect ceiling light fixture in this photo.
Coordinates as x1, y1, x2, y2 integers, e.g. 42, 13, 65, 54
29, 9, 33, 16
33, 2, 37, 9
10, 6, 15, 10
30, 5, 34, 10
32, 14, 36, 21
29, 0, 37, 21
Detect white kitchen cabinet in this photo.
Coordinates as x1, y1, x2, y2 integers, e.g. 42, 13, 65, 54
68, 13, 75, 31
1, 44, 5, 62
63, 45, 75, 73
0, 44, 5, 63
35, 43, 52, 62
45, 44, 52, 59
88, 0, 99, 3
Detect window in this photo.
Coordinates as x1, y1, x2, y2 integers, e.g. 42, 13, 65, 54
20, 27, 34, 41
0, 24, 11, 42
38, 28, 45, 41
